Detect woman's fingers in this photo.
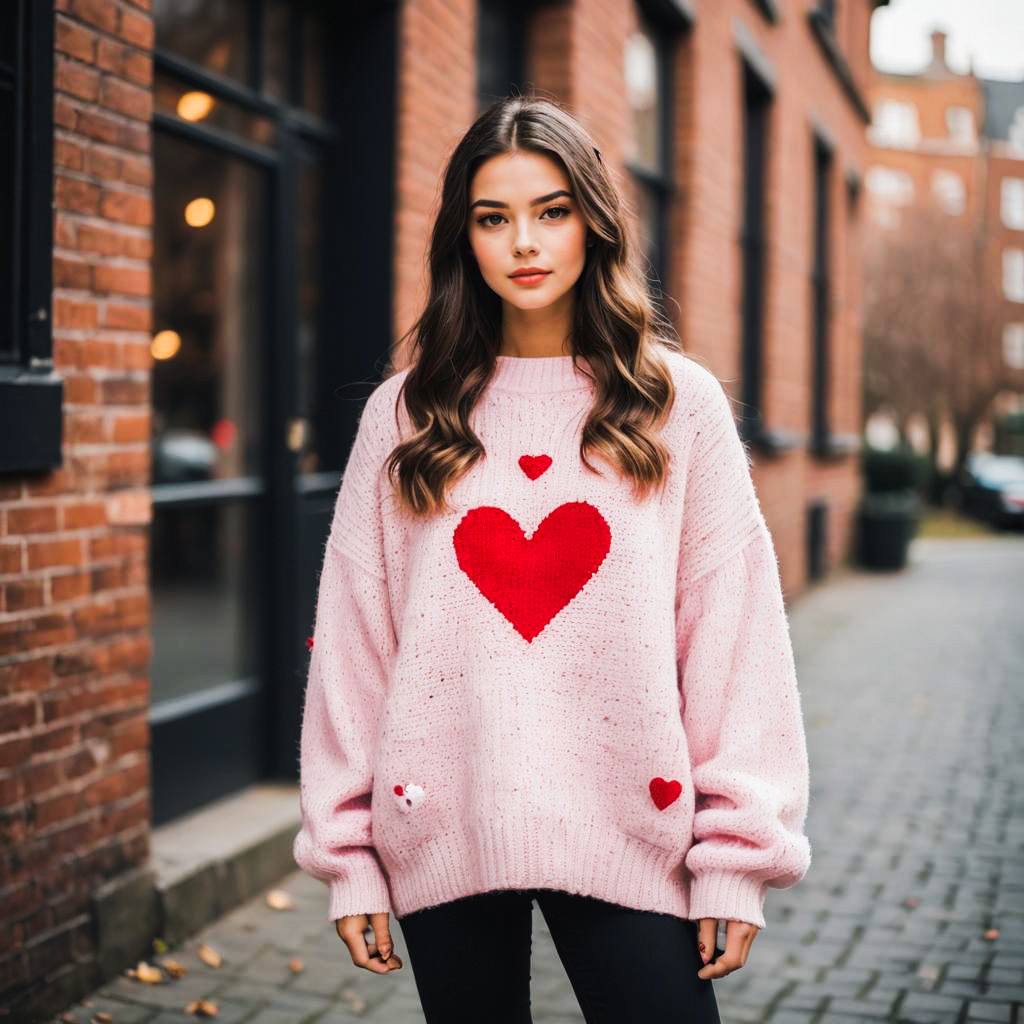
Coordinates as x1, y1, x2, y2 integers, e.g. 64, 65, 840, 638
695, 918, 759, 980
336, 913, 403, 972
695, 917, 718, 965
369, 910, 395, 962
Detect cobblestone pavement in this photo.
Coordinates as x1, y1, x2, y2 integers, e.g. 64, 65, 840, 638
53, 534, 1024, 1024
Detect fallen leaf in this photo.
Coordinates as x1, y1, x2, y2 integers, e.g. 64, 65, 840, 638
91, 1014, 113, 1024
153, 936, 168, 954
266, 889, 295, 911
288, 957, 304, 974
197, 943, 223, 968
984, 928, 999, 940
128, 960, 164, 984
340, 986, 367, 1013
184, 999, 220, 1017
162, 957, 187, 979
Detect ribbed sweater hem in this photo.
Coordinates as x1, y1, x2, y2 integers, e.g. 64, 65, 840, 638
381, 816, 694, 922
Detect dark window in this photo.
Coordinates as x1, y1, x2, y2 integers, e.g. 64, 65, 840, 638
476, 0, 532, 109
624, 10, 675, 312
153, 0, 326, 112
0, 0, 61, 475
739, 62, 772, 443
811, 136, 833, 450
150, 0, 346, 821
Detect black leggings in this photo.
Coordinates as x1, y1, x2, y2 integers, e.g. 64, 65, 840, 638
397, 887, 722, 1024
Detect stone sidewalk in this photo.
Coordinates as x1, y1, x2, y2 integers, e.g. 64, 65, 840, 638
52, 534, 1024, 1023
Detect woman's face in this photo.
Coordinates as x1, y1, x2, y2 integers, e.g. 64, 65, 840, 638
467, 151, 587, 313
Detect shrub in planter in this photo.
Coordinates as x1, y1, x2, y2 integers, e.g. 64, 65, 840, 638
857, 490, 922, 569
857, 445, 925, 569
861, 444, 930, 493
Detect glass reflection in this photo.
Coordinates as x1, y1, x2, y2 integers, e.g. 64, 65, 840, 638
150, 501, 262, 704
151, 130, 266, 484
624, 28, 661, 172
153, 0, 250, 83
155, 70, 276, 146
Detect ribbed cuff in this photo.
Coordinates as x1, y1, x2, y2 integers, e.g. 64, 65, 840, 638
687, 871, 767, 930
326, 852, 393, 922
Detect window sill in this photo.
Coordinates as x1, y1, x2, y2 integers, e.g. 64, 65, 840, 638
809, 431, 861, 461
0, 371, 64, 475
746, 425, 805, 457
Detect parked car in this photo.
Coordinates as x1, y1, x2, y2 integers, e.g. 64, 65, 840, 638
958, 452, 1024, 530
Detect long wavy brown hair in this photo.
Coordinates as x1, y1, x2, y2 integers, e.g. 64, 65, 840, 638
383, 93, 689, 518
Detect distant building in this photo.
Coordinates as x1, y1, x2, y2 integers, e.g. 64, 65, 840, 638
864, 29, 1024, 443
981, 76, 1024, 377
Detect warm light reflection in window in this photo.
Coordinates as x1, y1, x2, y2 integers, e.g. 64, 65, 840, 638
177, 90, 214, 122
151, 329, 181, 360
185, 197, 215, 227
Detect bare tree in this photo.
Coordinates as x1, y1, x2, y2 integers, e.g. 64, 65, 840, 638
863, 204, 1006, 486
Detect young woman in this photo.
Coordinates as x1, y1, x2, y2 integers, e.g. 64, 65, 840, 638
293, 94, 811, 1024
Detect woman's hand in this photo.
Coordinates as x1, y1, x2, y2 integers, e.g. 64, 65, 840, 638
336, 912, 404, 973
695, 918, 759, 979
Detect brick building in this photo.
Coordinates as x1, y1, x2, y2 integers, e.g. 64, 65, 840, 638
863, 30, 1024, 454
0, 0, 882, 1016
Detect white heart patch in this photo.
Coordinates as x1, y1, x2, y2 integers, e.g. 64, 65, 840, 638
393, 783, 426, 812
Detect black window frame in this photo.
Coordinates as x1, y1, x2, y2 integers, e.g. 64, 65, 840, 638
806, 126, 861, 462
807, 0, 879, 125
733, 17, 799, 456
810, 132, 833, 456
476, 0, 571, 112
0, 0, 61, 476
625, 0, 693, 319
476, 0, 532, 109
738, 58, 771, 447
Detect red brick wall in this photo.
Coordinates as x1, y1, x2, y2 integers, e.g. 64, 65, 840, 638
393, 0, 478, 363
0, 0, 153, 1012
663, 3, 872, 590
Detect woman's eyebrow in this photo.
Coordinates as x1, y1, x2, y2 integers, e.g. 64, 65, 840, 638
469, 189, 573, 211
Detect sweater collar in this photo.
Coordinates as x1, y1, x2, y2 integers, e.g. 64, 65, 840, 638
488, 354, 595, 394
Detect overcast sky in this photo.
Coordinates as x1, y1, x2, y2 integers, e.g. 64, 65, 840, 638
871, 0, 1024, 81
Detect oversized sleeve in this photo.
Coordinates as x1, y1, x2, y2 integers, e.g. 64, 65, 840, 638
292, 390, 398, 922
675, 372, 812, 931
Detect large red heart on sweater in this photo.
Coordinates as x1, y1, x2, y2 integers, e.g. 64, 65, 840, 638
649, 777, 682, 810
453, 501, 611, 642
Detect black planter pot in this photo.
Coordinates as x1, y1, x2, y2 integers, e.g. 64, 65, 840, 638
857, 490, 921, 569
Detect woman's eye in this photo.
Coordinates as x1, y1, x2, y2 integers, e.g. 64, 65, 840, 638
475, 206, 571, 228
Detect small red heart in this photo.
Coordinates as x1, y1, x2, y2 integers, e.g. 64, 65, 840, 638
518, 454, 552, 480
649, 777, 682, 810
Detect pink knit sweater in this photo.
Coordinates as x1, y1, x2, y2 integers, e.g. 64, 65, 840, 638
292, 348, 811, 930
